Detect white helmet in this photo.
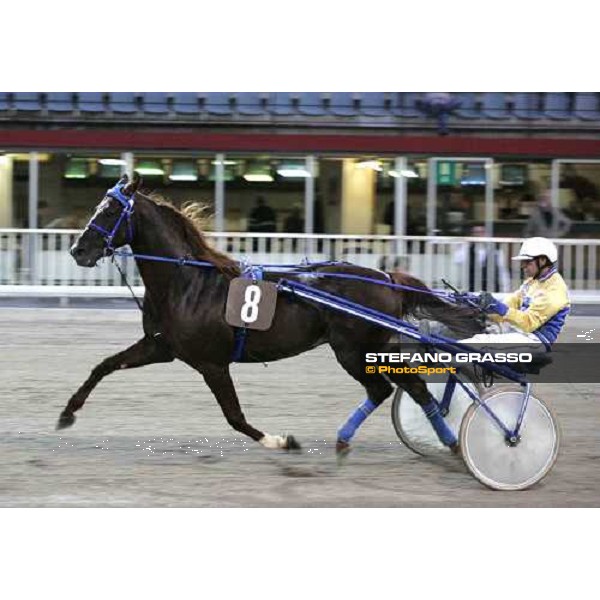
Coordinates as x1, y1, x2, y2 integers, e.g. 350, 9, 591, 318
512, 237, 558, 263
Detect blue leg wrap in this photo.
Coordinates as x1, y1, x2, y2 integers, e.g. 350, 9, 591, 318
421, 399, 457, 447
337, 398, 378, 443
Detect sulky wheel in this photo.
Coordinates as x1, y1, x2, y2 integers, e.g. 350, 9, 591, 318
459, 390, 560, 491
391, 378, 477, 456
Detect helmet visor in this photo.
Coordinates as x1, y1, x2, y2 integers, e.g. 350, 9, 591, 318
512, 253, 536, 261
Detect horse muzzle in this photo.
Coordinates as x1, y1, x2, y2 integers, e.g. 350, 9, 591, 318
70, 244, 98, 268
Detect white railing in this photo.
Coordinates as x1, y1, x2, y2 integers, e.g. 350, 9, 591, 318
1, 229, 600, 293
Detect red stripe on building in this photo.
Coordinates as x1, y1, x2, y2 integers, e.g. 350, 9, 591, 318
1, 129, 600, 157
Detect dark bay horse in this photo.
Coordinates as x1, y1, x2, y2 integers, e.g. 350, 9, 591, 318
61, 173, 483, 451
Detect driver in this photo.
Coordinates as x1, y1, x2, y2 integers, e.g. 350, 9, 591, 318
462, 237, 570, 350
405, 237, 570, 450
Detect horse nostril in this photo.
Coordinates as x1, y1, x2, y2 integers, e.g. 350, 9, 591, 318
70, 246, 84, 258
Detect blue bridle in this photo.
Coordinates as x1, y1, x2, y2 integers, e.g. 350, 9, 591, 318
87, 181, 135, 251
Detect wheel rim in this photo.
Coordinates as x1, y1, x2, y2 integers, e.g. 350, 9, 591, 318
460, 391, 559, 491
392, 381, 475, 456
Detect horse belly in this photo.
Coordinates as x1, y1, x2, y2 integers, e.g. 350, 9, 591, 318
240, 301, 327, 363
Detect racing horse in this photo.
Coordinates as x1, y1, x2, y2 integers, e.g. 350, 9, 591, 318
60, 173, 484, 451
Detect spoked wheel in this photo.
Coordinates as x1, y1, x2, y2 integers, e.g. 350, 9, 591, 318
459, 390, 560, 491
391, 379, 477, 456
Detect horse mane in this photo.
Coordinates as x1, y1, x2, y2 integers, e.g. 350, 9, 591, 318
142, 192, 240, 278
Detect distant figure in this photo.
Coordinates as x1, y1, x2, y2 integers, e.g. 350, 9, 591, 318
284, 205, 304, 233
499, 189, 521, 219
446, 194, 471, 236
454, 223, 510, 292
312, 196, 325, 252
419, 92, 461, 136
313, 197, 324, 234
524, 190, 572, 238
37, 201, 53, 228
383, 201, 394, 233
248, 196, 277, 233
384, 200, 419, 235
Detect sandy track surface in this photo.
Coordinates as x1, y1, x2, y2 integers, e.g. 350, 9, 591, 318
1, 308, 598, 506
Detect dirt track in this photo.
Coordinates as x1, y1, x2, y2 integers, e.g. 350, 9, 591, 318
1, 308, 598, 507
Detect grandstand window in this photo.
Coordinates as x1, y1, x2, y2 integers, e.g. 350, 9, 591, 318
222, 155, 307, 233
131, 153, 216, 224
314, 156, 413, 235
491, 160, 552, 237
38, 153, 131, 229
429, 159, 492, 236
555, 160, 600, 237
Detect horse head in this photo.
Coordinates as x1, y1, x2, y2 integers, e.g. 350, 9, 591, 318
71, 172, 142, 267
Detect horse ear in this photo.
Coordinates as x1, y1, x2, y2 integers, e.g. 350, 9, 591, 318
119, 173, 129, 184
124, 171, 143, 196
132, 171, 142, 191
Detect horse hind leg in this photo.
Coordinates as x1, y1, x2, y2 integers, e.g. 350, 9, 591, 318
389, 371, 459, 450
57, 335, 174, 429
200, 364, 300, 450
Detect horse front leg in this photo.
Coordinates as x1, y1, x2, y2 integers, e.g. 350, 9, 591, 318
200, 364, 301, 450
57, 335, 173, 429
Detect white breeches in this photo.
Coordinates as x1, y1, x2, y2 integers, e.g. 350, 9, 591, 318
460, 331, 543, 346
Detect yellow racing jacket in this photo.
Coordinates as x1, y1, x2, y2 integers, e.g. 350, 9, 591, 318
496, 267, 570, 347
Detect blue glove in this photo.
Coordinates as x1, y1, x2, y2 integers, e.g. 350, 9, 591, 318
478, 292, 508, 316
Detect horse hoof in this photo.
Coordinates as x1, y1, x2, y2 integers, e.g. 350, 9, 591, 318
56, 412, 75, 430
449, 442, 461, 456
336, 440, 351, 455
285, 435, 302, 451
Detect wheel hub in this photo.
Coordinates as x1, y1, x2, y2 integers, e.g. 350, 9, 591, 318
505, 434, 521, 447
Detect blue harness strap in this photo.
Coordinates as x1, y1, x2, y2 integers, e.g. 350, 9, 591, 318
231, 265, 264, 362
231, 328, 248, 362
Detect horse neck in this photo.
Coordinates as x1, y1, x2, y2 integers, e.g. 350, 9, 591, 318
129, 197, 207, 293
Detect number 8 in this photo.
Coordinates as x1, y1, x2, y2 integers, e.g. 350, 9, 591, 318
241, 285, 262, 323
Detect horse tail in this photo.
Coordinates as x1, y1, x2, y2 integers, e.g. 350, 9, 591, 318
389, 271, 484, 338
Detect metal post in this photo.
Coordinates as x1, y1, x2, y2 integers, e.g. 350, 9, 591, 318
482, 159, 495, 290
550, 159, 560, 209
485, 159, 494, 237
28, 152, 39, 229
394, 156, 408, 258
425, 158, 437, 286
427, 158, 436, 236
305, 155, 315, 234
214, 153, 225, 238
122, 152, 134, 178
305, 155, 316, 255
28, 152, 39, 284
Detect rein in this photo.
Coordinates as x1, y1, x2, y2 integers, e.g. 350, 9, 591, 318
110, 248, 455, 301
90, 181, 463, 307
